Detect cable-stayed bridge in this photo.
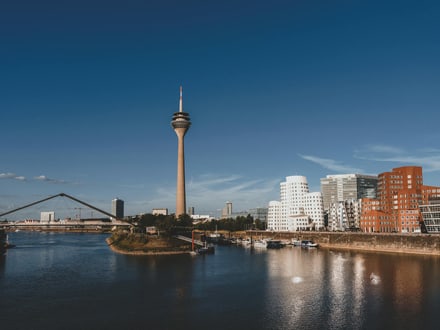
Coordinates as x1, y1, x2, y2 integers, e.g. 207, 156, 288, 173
0, 193, 130, 229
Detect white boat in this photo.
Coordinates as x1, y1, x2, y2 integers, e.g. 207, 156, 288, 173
229, 237, 238, 244
253, 239, 267, 248
280, 239, 291, 246
209, 232, 221, 238
241, 238, 252, 246
301, 240, 319, 248
292, 239, 302, 246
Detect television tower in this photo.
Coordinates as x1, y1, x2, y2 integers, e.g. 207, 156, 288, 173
171, 86, 191, 217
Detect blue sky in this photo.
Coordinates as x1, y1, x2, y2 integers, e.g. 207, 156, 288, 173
1, 0, 440, 220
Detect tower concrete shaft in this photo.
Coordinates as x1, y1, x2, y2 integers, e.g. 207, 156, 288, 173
171, 86, 191, 217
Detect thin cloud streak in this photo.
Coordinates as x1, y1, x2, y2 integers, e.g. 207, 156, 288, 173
361, 145, 404, 154
190, 174, 243, 187
354, 145, 440, 172
0, 172, 27, 181
299, 154, 364, 173
1, 172, 71, 183
34, 175, 67, 184
146, 174, 279, 215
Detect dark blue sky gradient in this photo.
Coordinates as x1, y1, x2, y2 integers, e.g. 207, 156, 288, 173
1, 0, 440, 218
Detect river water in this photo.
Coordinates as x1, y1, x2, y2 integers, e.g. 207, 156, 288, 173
1, 232, 440, 330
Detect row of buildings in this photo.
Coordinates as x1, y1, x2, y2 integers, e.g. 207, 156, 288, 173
18, 198, 125, 224
266, 166, 440, 234
63, 166, 440, 235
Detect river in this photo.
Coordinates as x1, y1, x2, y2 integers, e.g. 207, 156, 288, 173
1, 231, 440, 330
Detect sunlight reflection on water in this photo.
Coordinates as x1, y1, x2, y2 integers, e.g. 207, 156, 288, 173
291, 276, 303, 284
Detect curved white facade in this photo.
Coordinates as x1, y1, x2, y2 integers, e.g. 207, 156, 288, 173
268, 175, 324, 231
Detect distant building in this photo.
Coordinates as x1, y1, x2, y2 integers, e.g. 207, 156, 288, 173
146, 226, 158, 235
320, 174, 378, 211
228, 210, 246, 219
112, 198, 124, 219
40, 211, 55, 223
188, 206, 195, 216
229, 208, 268, 222
248, 208, 268, 223
268, 175, 324, 232
190, 214, 214, 221
24, 219, 40, 224
219, 202, 267, 223
152, 208, 168, 216
221, 201, 233, 219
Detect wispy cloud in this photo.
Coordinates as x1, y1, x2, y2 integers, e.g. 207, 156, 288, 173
361, 145, 404, 154
145, 173, 278, 215
354, 144, 440, 172
1, 172, 71, 183
34, 175, 67, 184
299, 154, 364, 173
0, 172, 27, 181
300, 145, 440, 175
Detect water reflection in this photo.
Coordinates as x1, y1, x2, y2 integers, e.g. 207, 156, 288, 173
0, 255, 5, 277
2, 233, 440, 330
328, 252, 350, 328
352, 255, 366, 325
259, 247, 440, 329
393, 259, 422, 313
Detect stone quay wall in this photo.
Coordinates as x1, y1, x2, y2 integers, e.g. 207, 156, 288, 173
244, 231, 440, 256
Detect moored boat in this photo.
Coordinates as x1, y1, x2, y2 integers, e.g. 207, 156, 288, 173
196, 242, 215, 254
206, 232, 222, 243
292, 239, 302, 246
301, 240, 319, 248
266, 239, 284, 249
253, 239, 267, 249
241, 238, 252, 246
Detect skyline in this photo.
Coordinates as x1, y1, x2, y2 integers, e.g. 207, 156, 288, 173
2, 0, 440, 220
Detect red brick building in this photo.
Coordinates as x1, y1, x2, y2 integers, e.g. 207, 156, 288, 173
360, 166, 440, 233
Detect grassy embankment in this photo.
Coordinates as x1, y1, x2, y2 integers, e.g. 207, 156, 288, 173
106, 231, 192, 255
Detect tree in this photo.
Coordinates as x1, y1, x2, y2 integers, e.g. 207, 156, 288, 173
138, 213, 157, 227
176, 214, 193, 228
254, 219, 264, 230
155, 215, 176, 235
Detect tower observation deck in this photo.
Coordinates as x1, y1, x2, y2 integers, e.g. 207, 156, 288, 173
171, 86, 191, 217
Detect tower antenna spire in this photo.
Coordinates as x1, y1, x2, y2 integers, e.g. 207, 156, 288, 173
179, 86, 183, 113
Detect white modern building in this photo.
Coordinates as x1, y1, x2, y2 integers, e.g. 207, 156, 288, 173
328, 199, 361, 231
268, 175, 324, 231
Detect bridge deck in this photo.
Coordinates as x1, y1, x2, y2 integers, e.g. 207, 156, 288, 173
174, 235, 204, 246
